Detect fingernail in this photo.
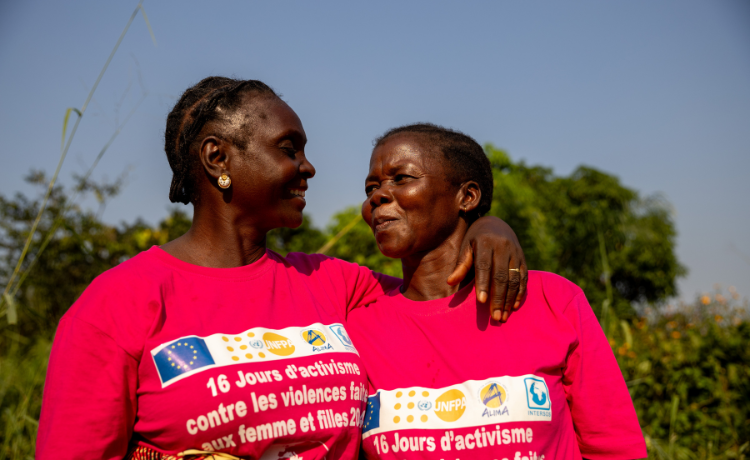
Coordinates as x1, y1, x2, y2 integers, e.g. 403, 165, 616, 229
479, 291, 488, 303
493, 310, 501, 321
502, 311, 509, 322
514, 300, 520, 310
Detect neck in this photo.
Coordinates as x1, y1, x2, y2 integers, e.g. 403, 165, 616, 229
160, 199, 268, 268
400, 225, 471, 301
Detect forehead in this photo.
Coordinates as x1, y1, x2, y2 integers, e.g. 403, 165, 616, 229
240, 96, 306, 141
369, 133, 443, 172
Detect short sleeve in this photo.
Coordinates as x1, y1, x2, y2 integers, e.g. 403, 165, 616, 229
284, 252, 402, 319
36, 315, 139, 460
338, 262, 401, 315
562, 293, 647, 460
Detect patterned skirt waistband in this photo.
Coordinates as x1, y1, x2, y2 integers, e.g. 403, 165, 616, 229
126, 446, 242, 460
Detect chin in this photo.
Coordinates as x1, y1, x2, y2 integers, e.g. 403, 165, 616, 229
376, 240, 407, 260
280, 211, 304, 229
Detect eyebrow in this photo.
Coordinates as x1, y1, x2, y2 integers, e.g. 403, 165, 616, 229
275, 128, 307, 145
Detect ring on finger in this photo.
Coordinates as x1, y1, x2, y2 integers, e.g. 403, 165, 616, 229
508, 268, 521, 272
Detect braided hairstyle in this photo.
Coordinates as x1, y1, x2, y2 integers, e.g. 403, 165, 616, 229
164, 77, 278, 204
373, 123, 493, 223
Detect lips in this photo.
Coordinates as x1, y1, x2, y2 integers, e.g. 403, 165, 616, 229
373, 215, 398, 232
288, 188, 306, 200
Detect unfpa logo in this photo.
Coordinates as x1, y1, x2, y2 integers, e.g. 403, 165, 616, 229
433, 389, 466, 422
524, 377, 551, 411
262, 332, 295, 356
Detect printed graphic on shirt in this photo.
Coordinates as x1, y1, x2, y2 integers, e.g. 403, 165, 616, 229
151, 323, 359, 387
362, 375, 551, 440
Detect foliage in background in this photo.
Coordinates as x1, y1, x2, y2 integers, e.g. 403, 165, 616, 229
485, 145, 686, 320
613, 290, 750, 459
1, 149, 747, 458
0, 174, 189, 460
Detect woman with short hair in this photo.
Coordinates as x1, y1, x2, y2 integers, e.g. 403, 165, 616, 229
36, 78, 526, 460
348, 123, 646, 460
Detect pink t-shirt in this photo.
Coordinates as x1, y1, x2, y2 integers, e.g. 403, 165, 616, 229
37, 247, 399, 460
347, 271, 646, 460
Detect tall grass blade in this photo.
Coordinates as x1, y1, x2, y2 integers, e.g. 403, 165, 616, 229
669, 394, 680, 459
598, 230, 614, 336
8, 92, 147, 301
316, 214, 362, 255
60, 108, 81, 150
139, 5, 157, 47
2, 294, 17, 325
620, 320, 633, 348
1, 0, 148, 305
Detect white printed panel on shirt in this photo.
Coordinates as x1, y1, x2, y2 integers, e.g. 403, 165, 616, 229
361, 375, 552, 440
151, 323, 358, 387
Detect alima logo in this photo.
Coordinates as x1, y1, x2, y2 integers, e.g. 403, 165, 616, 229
433, 389, 467, 422
479, 382, 507, 408
301, 329, 326, 346
263, 332, 295, 356
479, 382, 510, 418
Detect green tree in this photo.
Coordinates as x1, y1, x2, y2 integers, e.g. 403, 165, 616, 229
0, 172, 191, 348
486, 145, 686, 318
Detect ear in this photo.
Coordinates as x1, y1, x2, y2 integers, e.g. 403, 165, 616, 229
197, 136, 230, 180
457, 180, 482, 214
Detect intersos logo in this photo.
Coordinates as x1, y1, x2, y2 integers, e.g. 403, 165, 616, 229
328, 324, 356, 351
524, 377, 551, 411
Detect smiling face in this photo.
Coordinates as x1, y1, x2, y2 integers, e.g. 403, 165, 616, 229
362, 133, 467, 259
226, 96, 315, 231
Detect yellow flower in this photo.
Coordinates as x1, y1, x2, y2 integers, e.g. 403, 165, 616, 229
714, 315, 723, 322
671, 331, 681, 339
701, 295, 711, 305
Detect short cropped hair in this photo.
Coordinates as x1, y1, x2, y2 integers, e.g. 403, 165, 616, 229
374, 123, 493, 222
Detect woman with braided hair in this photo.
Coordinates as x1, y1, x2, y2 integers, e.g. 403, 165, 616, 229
36, 77, 528, 460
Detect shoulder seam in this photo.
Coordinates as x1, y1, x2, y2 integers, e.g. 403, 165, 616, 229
70, 315, 140, 362
561, 291, 587, 315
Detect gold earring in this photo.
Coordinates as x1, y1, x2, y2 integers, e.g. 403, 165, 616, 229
218, 173, 231, 189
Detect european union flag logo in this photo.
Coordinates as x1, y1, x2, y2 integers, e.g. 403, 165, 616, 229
362, 393, 381, 433
153, 336, 215, 386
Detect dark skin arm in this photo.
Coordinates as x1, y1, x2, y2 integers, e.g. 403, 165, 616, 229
449, 216, 528, 322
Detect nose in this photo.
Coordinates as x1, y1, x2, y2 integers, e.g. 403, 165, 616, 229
368, 184, 392, 209
299, 153, 316, 178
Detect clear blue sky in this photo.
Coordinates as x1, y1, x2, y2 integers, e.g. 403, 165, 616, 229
1, 1, 748, 302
